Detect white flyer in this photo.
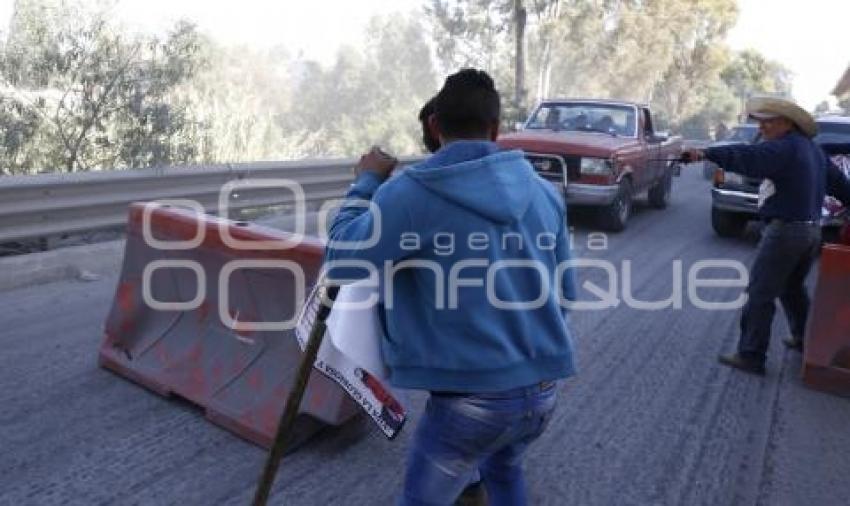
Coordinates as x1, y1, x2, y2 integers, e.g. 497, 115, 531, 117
294, 283, 406, 439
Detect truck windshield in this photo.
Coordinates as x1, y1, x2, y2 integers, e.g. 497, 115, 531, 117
526, 102, 637, 137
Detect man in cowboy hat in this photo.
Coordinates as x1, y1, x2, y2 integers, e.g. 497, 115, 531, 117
685, 96, 850, 375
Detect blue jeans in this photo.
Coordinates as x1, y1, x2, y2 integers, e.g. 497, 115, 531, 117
400, 382, 557, 506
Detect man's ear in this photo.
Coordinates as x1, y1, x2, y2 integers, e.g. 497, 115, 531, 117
488, 121, 500, 142
427, 115, 443, 147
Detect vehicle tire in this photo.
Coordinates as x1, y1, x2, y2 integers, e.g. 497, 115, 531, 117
711, 207, 748, 238
648, 169, 672, 209
601, 178, 633, 232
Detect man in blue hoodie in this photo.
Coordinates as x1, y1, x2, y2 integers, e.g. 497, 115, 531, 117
324, 69, 577, 505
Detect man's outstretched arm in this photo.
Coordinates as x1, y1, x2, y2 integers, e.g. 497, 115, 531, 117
703, 141, 789, 179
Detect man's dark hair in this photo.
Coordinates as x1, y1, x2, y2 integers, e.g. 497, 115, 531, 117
434, 68, 500, 139
418, 96, 440, 153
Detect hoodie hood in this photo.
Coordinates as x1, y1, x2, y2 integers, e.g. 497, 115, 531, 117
404, 141, 534, 224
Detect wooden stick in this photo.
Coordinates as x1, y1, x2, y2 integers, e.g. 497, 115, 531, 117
252, 284, 339, 506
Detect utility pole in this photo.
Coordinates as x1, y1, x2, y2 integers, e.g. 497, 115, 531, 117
514, 0, 527, 126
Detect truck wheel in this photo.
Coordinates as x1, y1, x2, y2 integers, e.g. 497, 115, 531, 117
711, 207, 748, 237
648, 169, 672, 209
601, 179, 632, 232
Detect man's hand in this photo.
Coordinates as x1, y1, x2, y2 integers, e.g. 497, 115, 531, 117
681, 149, 706, 164
355, 146, 398, 180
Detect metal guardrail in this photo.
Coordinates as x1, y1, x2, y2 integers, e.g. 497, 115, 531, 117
0, 157, 425, 243
0, 137, 708, 244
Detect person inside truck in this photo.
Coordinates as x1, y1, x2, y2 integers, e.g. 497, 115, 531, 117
684, 97, 850, 376
570, 112, 589, 131
593, 115, 615, 133
544, 107, 562, 130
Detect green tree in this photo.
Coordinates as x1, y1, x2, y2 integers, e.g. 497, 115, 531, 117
0, 92, 45, 175
427, 0, 742, 133
0, 0, 205, 173
176, 42, 321, 163
426, 0, 514, 74
426, 0, 523, 124
650, 0, 739, 132
289, 14, 438, 157
721, 49, 793, 103
676, 82, 739, 139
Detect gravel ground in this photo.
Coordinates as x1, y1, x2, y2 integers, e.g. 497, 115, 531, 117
1, 168, 848, 505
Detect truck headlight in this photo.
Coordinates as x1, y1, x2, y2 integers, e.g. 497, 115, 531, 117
580, 157, 613, 175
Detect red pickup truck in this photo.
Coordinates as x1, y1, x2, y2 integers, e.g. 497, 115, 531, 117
498, 99, 683, 231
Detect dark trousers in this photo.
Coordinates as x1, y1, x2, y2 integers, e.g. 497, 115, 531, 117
739, 221, 821, 362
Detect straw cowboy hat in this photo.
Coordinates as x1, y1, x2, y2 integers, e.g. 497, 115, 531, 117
746, 96, 818, 138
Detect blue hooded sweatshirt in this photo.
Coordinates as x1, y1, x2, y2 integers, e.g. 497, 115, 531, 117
325, 140, 576, 393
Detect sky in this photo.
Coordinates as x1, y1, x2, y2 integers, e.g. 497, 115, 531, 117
727, 0, 850, 110
1, 0, 848, 110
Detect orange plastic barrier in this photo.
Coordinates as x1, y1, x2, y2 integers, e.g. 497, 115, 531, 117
98, 203, 358, 448
802, 243, 850, 397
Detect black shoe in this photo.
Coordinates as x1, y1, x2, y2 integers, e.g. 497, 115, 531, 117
455, 481, 487, 506
718, 353, 766, 376
783, 337, 804, 352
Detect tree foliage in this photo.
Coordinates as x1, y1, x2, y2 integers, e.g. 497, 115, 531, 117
0, 2, 439, 173
175, 43, 318, 163
287, 14, 438, 157
0, 0, 804, 174
427, 0, 791, 138
721, 49, 793, 101
0, 0, 205, 173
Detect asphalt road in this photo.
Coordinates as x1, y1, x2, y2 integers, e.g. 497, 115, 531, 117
1, 167, 849, 505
